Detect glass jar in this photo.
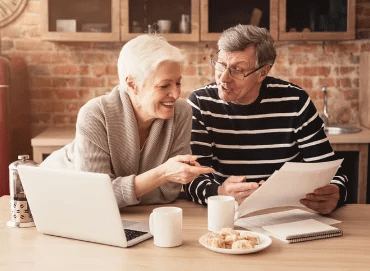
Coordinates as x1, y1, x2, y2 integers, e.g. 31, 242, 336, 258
7, 155, 38, 228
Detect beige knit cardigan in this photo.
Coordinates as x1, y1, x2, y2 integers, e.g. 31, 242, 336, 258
41, 86, 192, 208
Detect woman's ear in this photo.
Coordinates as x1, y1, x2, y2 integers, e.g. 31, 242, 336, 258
126, 76, 138, 95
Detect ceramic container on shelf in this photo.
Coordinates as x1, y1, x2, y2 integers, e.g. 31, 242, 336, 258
179, 14, 190, 33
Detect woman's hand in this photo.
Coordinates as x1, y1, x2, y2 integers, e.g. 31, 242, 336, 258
134, 155, 214, 197
160, 155, 215, 184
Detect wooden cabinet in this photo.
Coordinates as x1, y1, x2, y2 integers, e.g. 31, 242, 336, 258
278, 0, 356, 41
41, 0, 355, 42
200, 0, 279, 41
41, 0, 198, 42
121, 0, 199, 42
200, 0, 355, 41
41, 0, 120, 42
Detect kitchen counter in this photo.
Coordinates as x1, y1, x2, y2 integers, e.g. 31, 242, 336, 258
31, 127, 75, 164
328, 126, 370, 204
31, 126, 370, 203
327, 126, 370, 144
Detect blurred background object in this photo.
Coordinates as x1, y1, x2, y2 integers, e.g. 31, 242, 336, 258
0, 55, 32, 197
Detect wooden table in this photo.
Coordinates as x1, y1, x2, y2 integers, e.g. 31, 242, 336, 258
1, 196, 369, 271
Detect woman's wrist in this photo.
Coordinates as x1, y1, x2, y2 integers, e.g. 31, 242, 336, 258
134, 166, 167, 197
155, 163, 168, 186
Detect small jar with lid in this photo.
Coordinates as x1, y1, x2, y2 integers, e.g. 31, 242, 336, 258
7, 155, 38, 228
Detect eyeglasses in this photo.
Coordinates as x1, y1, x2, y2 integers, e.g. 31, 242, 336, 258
210, 51, 266, 80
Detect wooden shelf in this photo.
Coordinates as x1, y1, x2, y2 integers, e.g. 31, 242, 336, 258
41, 0, 356, 42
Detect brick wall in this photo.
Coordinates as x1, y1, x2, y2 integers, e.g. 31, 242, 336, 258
1, 0, 370, 136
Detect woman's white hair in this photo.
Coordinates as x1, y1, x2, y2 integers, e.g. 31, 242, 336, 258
118, 35, 185, 90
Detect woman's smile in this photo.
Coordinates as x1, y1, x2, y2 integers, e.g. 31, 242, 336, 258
161, 101, 176, 107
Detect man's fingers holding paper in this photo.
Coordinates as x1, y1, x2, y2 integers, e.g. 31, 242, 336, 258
236, 188, 260, 204
218, 176, 260, 203
300, 184, 340, 214
313, 184, 340, 195
300, 199, 338, 215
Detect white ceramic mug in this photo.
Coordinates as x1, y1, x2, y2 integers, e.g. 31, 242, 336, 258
157, 20, 172, 33
208, 195, 236, 232
149, 207, 182, 247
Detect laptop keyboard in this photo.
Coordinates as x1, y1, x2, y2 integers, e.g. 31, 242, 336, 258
124, 229, 148, 241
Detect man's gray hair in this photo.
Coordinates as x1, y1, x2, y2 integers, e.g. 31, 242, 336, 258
118, 35, 185, 90
218, 24, 276, 67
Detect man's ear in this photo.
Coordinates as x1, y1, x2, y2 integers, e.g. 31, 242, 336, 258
258, 65, 271, 82
126, 76, 138, 94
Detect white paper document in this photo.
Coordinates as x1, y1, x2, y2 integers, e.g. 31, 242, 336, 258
235, 159, 343, 219
235, 209, 342, 235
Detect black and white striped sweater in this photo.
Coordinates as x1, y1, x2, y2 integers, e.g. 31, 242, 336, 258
185, 76, 348, 207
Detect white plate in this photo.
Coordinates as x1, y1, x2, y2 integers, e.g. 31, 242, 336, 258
199, 230, 272, 254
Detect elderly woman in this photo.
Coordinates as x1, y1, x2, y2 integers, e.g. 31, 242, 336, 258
41, 35, 214, 207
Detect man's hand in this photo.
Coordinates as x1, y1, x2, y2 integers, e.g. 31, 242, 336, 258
218, 176, 261, 204
300, 184, 340, 214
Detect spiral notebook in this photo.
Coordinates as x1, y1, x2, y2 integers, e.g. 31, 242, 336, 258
262, 219, 343, 244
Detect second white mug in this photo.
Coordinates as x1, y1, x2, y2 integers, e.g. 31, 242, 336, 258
149, 206, 182, 247
157, 20, 172, 33
208, 195, 236, 232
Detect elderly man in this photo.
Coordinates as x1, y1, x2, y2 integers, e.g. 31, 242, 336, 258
185, 24, 348, 214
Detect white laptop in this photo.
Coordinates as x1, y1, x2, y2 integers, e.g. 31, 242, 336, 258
17, 165, 152, 248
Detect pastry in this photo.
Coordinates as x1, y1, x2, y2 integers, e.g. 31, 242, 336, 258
240, 233, 260, 246
232, 239, 253, 249
204, 228, 260, 249
220, 228, 240, 237
224, 233, 239, 248
204, 232, 225, 248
